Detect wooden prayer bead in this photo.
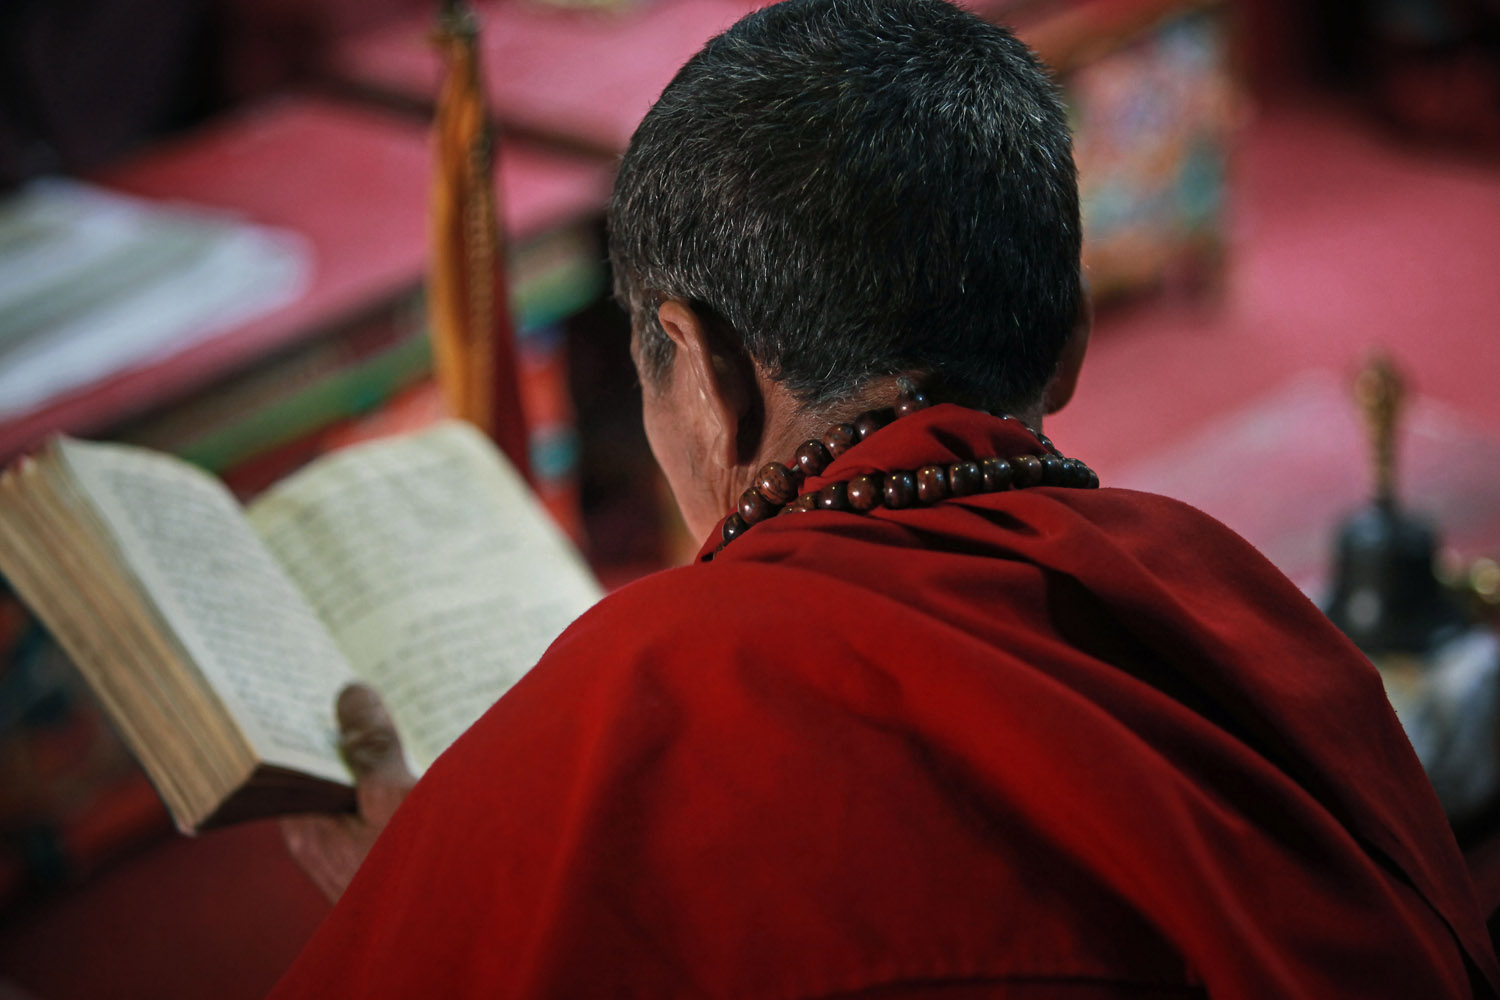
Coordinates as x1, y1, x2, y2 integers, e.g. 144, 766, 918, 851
822, 423, 859, 456
916, 465, 949, 503
722, 513, 749, 543
1040, 454, 1065, 484
894, 392, 930, 418
846, 474, 883, 511
817, 481, 850, 511
981, 457, 1013, 492
706, 394, 1097, 555
1012, 454, 1043, 487
884, 470, 917, 508
755, 462, 798, 504
794, 440, 833, 477
738, 487, 774, 525
948, 461, 983, 496
780, 494, 818, 515
854, 408, 893, 440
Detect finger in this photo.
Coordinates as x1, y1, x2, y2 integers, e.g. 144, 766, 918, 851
335, 683, 414, 784
281, 814, 366, 903
336, 681, 391, 734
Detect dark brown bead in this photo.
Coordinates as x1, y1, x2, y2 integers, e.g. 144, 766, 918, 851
738, 487, 774, 525
1060, 458, 1085, 487
1012, 454, 1043, 487
894, 392, 930, 418
722, 513, 749, 543
755, 461, 798, 504
1085, 467, 1100, 489
816, 481, 850, 511
846, 474, 883, 511
1036, 432, 1056, 453
1040, 454, 1065, 484
794, 439, 832, 477
822, 423, 858, 457
884, 470, 917, 508
854, 407, 894, 440
981, 457, 1013, 492
948, 461, 983, 496
780, 491, 816, 515
916, 464, 950, 503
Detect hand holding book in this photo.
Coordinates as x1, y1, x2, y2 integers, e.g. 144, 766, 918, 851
282, 684, 415, 902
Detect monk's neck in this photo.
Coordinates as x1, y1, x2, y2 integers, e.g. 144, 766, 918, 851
750, 375, 1044, 477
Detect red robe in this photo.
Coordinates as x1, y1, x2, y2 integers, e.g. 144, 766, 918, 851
272, 405, 1498, 998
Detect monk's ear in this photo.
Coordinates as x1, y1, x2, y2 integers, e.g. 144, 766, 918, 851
1043, 286, 1092, 415
656, 300, 756, 469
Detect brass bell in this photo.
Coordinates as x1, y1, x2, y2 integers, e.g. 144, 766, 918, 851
1323, 355, 1466, 656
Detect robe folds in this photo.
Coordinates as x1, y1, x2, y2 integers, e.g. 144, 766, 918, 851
271, 404, 1499, 999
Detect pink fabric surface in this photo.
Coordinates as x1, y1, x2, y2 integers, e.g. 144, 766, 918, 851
1111, 370, 1500, 594
326, 0, 769, 154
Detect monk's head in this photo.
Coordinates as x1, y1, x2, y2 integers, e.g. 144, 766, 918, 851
608, 0, 1087, 538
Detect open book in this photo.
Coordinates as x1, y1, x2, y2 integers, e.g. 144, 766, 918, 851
0, 422, 602, 832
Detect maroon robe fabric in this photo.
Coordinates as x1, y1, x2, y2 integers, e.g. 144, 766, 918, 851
271, 405, 1499, 998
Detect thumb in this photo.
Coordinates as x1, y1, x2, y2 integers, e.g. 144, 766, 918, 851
336, 683, 415, 788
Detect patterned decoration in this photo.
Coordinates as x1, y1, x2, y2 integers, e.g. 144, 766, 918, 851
1069, 8, 1236, 299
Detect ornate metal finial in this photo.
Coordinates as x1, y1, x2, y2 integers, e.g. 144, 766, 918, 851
436, 0, 479, 38
1354, 352, 1405, 507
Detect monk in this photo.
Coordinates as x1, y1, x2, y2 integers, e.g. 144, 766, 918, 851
273, 0, 1499, 995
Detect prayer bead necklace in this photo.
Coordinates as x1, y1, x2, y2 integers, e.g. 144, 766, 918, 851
716, 389, 1100, 552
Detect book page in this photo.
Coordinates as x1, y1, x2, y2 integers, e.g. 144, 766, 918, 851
56, 440, 355, 784
247, 422, 601, 769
